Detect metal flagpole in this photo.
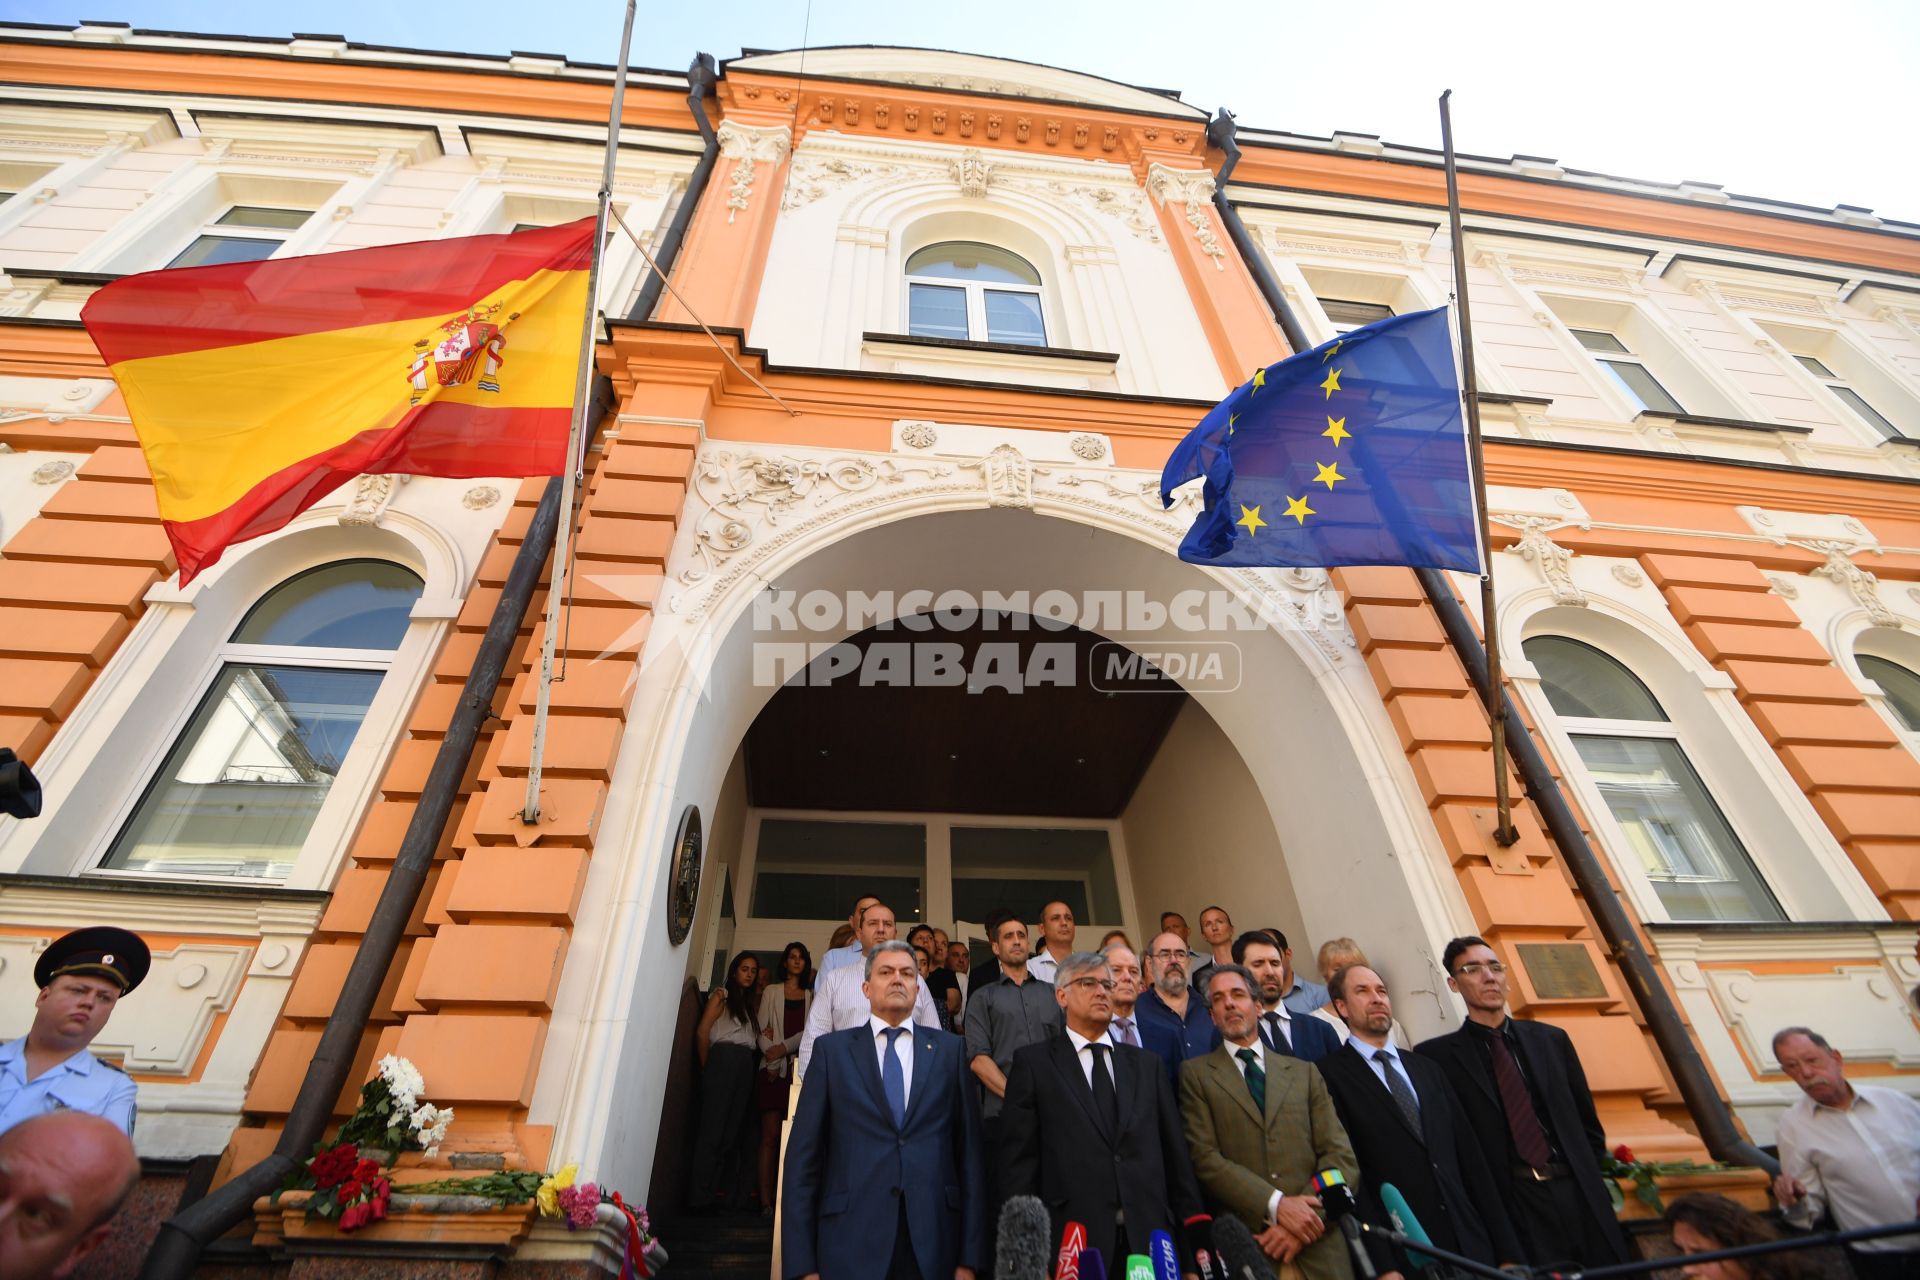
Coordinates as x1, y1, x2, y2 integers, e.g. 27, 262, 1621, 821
1439, 90, 1518, 847
522, 0, 638, 824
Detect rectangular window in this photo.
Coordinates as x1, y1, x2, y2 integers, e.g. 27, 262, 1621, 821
102, 665, 382, 879
1792, 354, 1904, 441
168, 206, 309, 269
906, 283, 970, 342
949, 825, 1121, 925
750, 818, 925, 922
1570, 328, 1686, 414
1321, 298, 1394, 333
983, 290, 1046, 346
1569, 734, 1782, 922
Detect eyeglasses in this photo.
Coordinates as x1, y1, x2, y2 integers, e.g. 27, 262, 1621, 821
1066, 977, 1116, 992
1453, 961, 1507, 977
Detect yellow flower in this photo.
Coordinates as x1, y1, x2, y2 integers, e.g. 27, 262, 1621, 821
535, 1164, 578, 1218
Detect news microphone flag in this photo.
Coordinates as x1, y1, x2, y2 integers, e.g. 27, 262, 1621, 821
1380, 1184, 1437, 1269
1160, 307, 1479, 573
81, 219, 595, 582
1126, 1255, 1155, 1280
1148, 1229, 1180, 1280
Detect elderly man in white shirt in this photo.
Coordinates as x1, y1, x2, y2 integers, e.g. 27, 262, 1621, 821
1771, 1026, 1920, 1280
797, 901, 940, 1077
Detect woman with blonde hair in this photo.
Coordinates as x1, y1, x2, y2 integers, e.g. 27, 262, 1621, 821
1308, 936, 1414, 1049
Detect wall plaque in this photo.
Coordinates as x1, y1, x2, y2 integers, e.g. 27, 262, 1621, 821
665, 805, 703, 947
1515, 942, 1607, 1000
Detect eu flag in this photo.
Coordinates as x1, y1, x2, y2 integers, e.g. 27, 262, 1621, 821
1160, 306, 1480, 573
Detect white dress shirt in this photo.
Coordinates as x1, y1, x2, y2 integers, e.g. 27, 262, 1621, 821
1309, 1003, 1413, 1051
1064, 1026, 1116, 1089
869, 1014, 915, 1110
1349, 1034, 1421, 1107
1027, 949, 1067, 983
817, 939, 865, 975
1224, 1037, 1287, 1225
796, 959, 941, 1077
1778, 1084, 1920, 1253
1257, 1003, 1294, 1051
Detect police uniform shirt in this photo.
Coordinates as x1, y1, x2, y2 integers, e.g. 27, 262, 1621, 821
0, 1037, 137, 1137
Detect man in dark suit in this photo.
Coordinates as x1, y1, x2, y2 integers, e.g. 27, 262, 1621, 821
782, 940, 987, 1280
1317, 964, 1524, 1274
1233, 931, 1340, 1063
1419, 936, 1630, 1268
1001, 950, 1205, 1274
1180, 962, 1358, 1280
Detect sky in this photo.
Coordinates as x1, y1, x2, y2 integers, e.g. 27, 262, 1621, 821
8, 0, 1917, 223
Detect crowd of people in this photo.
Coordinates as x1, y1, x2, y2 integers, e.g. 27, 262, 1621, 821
708, 894, 1920, 1280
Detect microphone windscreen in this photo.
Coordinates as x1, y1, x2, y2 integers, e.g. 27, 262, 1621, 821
1125, 1255, 1155, 1280
1149, 1228, 1180, 1280
1184, 1214, 1227, 1280
1078, 1246, 1108, 1280
1211, 1214, 1277, 1280
994, 1195, 1053, 1280
1380, 1183, 1435, 1267
1057, 1219, 1089, 1279
1310, 1167, 1359, 1221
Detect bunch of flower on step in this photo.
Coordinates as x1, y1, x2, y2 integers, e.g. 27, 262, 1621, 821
335, 1055, 455, 1157
278, 1142, 392, 1233
1598, 1143, 1746, 1212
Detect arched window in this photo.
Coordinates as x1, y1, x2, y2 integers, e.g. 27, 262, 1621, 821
1859, 653, 1920, 732
101, 560, 424, 880
1524, 635, 1782, 922
905, 242, 1046, 346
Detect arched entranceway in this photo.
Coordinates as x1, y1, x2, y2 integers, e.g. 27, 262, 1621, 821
528, 469, 1473, 1200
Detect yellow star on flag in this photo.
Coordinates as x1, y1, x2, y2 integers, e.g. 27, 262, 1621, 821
1228, 412, 1238, 434
1322, 339, 1344, 364
1323, 415, 1350, 445
1314, 461, 1345, 490
1320, 368, 1342, 398
1251, 367, 1266, 392
1282, 495, 1315, 524
1236, 504, 1267, 535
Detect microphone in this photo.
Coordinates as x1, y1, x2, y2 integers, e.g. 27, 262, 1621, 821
1126, 1255, 1155, 1280
1149, 1228, 1180, 1280
1211, 1213, 1277, 1280
1184, 1214, 1228, 1280
1311, 1168, 1374, 1280
1078, 1246, 1108, 1280
993, 1195, 1052, 1280
1057, 1220, 1089, 1280
1380, 1184, 1436, 1270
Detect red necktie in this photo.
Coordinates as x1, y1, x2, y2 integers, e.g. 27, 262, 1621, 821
1488, 1031, 1553, 1168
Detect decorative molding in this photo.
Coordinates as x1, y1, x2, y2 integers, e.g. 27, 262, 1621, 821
898, 421, 938, 450
1765, 573, 1801, 600
462, 484, 502, 511
1003, 178, 1162, 245
1802, 540, 1902, 629
1146, 164, 1225, 269
1611, 563, 1646, 589
963, 443, 1046, 508
717, 121, 792, 223
30, 459, 75, 485
1495, 514, 1585, 606
781, 155, 910, 211
948, 148, 995, 199
337, 473, 404, 527
1067, 433, 1108, 462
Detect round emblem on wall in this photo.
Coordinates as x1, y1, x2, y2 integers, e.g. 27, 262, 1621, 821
666, 805, 703, 946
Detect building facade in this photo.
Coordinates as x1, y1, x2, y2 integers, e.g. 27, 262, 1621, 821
0, 19, 1917, 1273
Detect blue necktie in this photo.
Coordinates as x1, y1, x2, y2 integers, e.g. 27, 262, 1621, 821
882, 1026, 907, 1127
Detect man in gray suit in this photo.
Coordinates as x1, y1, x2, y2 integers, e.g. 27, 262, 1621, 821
1179, 963, 1362, 1280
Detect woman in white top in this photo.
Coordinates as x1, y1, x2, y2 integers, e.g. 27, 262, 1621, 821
690, 951, 761, 1211
1308, 936, 1415, 1050
754, 941, 814, 1214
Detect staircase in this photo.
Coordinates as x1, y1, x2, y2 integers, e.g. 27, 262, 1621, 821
655, 1212, 776, 1279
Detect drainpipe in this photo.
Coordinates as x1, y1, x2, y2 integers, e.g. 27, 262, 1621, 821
628, 52, 718, 322
1204, 123, 1776, 1174
139, 375, 617, 1280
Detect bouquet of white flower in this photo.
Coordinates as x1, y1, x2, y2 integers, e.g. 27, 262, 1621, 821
336, 1055, 455, 1157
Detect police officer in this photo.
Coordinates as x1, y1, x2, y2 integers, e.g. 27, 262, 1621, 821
0, 926, 150, 1137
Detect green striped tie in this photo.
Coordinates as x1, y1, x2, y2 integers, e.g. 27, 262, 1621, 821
1237, 1046, 1266, 1113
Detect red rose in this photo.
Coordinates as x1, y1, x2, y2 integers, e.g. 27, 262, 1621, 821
337, 1179, 363, 1204
1613, 1144, 1635, 1163
310, 1143, 359, 1191
370, 1194, 389, 1222
354, 1159, 381, 1182
338, 1202, 372, 1233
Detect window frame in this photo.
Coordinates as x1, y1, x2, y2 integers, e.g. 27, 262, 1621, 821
1569, 327, 1687, 415
1522, 635, 1786, 924
86, 558, 422, 887
903, 242, 1049, 348
1791, 354, 1906, 442
1318, 297, 1395, 333
165, 203, 313, 270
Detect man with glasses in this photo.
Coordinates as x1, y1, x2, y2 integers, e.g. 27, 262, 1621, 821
1136, 931, 1220, 1083
1002, 952, 1204, 1273
1419, 936, 1629, 1268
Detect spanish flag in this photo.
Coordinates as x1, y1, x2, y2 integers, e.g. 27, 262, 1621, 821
81, 218, 595, 582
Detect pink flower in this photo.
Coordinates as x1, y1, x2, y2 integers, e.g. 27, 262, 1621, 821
558, 1181, 601, 1230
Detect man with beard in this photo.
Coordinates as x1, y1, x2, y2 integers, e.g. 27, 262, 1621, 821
1317, 965, 1523, 1275
1234, 931, 1340, 1064
1135, 930, 1220, 1083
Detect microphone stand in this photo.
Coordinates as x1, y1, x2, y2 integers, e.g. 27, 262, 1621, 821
1338, 1216, 1377, 1280
1555, 1218, 1920, 1280
1355, 1223, 1529, 1280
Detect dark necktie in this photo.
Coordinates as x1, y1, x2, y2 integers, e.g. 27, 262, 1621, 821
1488, 1031, 1553, 1168
1374, 1049, 1422, 1133
1237, 1047, 1267, 1113
1261, 1012, 1289, 1053
1113, 1016, 1139, 1048
881, 1026, 907, 1127
1089, 1043, 1119, 1132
